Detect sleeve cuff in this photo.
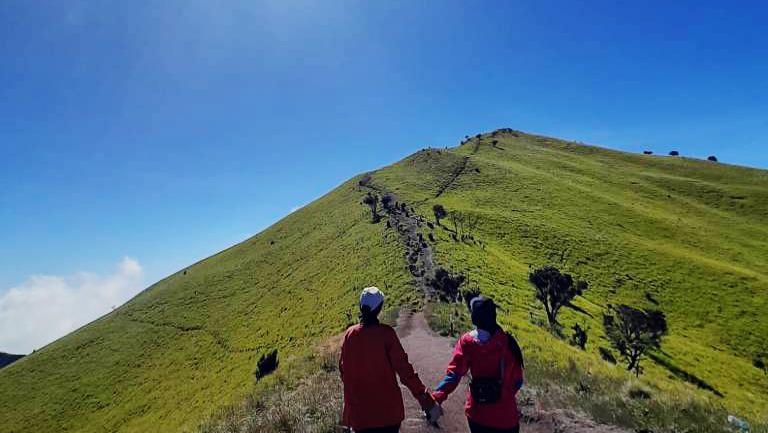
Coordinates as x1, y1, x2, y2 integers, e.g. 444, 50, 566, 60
432, 390, 447, 404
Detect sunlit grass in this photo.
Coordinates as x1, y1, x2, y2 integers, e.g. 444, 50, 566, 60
375, 131, 768, 425
0, 178, 417, 433
2, 129, 766, 432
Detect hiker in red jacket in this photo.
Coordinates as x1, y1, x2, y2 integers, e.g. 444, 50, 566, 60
432, 296, 525, 433
339, 287, 441, 432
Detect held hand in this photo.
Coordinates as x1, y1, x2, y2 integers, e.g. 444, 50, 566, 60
417, 391, 443, 425
426, 403, 443, 425
416, 390, 436, 412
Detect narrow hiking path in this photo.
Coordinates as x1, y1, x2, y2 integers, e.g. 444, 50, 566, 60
396, 311, 468, 433
394, 310, 631, 433
434, 156, 469, 198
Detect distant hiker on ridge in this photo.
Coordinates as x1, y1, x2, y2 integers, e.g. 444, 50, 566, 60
432, 296, 525, 433
339, 286, 442, 432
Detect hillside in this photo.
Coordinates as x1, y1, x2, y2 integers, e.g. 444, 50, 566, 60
372, 131, 768, 424
1, 129, 767, 432
0, 179, 418, 433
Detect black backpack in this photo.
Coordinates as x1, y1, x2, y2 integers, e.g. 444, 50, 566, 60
468, 332, 524, 404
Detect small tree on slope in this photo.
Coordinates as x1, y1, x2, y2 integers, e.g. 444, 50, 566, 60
528, 266, 588, 328
381, 193, 394, 211
603, 305, 667, 377
362, 193, 379, 223
432, 204, 447, 226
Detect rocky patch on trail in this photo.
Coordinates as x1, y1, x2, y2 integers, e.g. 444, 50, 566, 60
357, 178, 468, 301
384, 200, 437, 293
381, 197, 466, 302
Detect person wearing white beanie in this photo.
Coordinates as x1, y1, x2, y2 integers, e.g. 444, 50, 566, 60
339, 286, 442, 432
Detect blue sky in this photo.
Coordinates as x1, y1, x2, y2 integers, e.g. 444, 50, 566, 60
1, 1, 767, 352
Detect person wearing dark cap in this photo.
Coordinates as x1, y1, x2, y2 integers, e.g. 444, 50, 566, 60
431, 296, 525, 433
339, 287, 442, 432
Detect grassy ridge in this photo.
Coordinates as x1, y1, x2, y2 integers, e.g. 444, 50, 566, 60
373, 131, 768, 420
0, 178, 417, 433
1, 129, 766, 432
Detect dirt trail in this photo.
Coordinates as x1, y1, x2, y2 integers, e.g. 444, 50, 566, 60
396, 311, 468, 433
434, 156, 469, 198
395, 311, 631, 433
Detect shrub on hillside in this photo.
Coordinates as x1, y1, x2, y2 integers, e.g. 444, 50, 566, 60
362, 193, 380, 223
432, 204, 447, 226
255, 349, 279, 380
669, 150, 679, 156
603, 305, 667, 377
599, 346, 617, 364
570, 324, 588, 350
528, 266, 588, 328
643, 150, 653, 155
358, 174, 372, 186
753, 356, 766, 374
381, 193, 394, 211
428, 267, 466, 301
707, 155, 718, 162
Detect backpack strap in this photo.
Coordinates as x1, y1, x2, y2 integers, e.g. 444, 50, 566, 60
492, 338, 505, 383
499, 341, 505, 378
506, 332, 524, 369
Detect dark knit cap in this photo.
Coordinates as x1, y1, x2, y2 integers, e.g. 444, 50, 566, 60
470, 296, 498, 331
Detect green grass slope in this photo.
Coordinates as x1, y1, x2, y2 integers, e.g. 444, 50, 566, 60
0, 178, 418, 433
372, 130, 768, 421
2, 129, 766, 432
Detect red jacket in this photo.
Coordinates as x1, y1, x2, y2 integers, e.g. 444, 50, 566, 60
433, 328, 524, 429
339, 323, 427, 430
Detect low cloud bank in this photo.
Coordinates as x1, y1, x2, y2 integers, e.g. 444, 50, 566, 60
0, 258, 144, 354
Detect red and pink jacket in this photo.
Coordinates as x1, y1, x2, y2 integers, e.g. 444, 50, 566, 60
432, 328, 524, 429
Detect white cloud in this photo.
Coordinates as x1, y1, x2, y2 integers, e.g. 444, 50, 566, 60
0, 258, 144, 354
